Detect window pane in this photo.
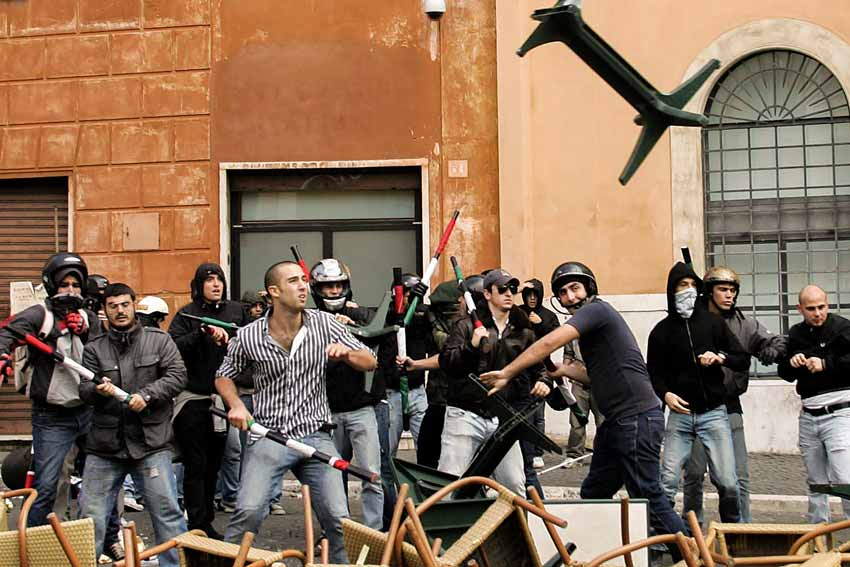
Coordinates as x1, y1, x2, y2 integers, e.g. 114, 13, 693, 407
805, 124, 832, 145
750, 128, 775, 148
332, 230, 417, 308
241, 190, 417, 221
239, 231, 323, 306
777, 125, 803, 147
778, 147, 803, 167
721, 129, 748, 149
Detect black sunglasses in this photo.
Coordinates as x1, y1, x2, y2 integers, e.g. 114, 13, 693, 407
496, 284, 518, 295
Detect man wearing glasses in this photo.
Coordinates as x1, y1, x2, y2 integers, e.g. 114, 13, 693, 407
438, 269, 553, 495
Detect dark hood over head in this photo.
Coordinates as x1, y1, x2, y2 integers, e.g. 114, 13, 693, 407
521, 278, 545, 305
191, 263, 227, 305
665, 262, 701, 313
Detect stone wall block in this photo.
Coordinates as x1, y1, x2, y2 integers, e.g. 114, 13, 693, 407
75, 166, 142, 209
111, 30, 174, 74
79, 0, 141, 32
142, 71, 209, 117
38, 124, 78, 167
143, 0, 210, 29
141, 162, 209, 207
0, 38, 45, 81
79, 76, 142, 120
8, 81, 76, 124
0, 127, 39, 169
74, 211, 111, 253
8, 0, 76, 37
174, 117, 209, 161
111, 120, 172, 164
45, 35, 110, 78
175, 27, 209, 70
83, 254, 142, 290
77, 123, 111, 165
173, 207, 208, 249
141, 251, 210, 294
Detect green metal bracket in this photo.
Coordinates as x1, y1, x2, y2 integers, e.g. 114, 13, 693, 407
810, 484, 850, 500
348, 290, 399, 339
517, 1, 720, 185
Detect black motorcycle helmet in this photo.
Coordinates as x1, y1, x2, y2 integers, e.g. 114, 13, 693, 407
551, 261, 598, 297
465, 274, 485, 305
42, 252, 88, 297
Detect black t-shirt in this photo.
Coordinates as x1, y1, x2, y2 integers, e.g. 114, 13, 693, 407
565, 298, 660, 420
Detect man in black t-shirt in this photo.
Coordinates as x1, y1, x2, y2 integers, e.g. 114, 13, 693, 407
482, 261, 688, 543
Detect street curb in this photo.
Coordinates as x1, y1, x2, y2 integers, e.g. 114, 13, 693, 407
279, 480, 841, 516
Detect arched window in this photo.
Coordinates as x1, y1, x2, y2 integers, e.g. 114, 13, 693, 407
703, 50, 850, 376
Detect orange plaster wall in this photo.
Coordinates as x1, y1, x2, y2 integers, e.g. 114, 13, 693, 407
498, 0, 850, 295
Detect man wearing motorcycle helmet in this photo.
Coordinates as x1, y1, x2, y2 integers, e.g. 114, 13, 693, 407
0, 252, 101, 526
137, 295, 170, 329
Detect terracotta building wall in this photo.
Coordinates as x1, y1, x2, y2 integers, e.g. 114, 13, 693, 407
211, 0, 500, 280
498, 0, 850, 296
0, 0, 213, 313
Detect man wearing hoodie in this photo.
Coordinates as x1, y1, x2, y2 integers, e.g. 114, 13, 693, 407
682, 266, 786, 524
647, 262, 749, 524
169, 263, 249, 538
439, 269, 553, 495
520, 279, 560, 465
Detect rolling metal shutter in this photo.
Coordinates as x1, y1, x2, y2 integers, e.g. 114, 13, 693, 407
0, 177, 68, 436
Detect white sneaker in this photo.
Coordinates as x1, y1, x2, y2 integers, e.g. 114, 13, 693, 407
124, 496, 144, 512
269, 502, 287, 516
532, 457, 545, 469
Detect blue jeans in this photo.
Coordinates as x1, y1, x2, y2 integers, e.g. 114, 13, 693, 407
82, 451, 186, 567
332, 406, 384, 530
387, 385, 428, 455
798, 408, 850, 523
224, 430, 350, 564
374, 401, 397, 531
438, 406, 526, 496
30, 405, 91, 527
661, 407, 740, 523
581, 407, 688, 539
683, 411, 751, 523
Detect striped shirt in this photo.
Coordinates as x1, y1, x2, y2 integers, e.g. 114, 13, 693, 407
217, 309, 371, 438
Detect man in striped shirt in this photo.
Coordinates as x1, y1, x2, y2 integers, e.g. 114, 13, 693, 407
215, 261, 376, 563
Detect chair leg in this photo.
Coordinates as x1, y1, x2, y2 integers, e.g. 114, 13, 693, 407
403, 498, 441, 567
233, 531, 255, 567
46, 512, 81, 567
528, 486, 573, 565
686, 511, 715, 567
620, 496, 633, 567
122, 524, 138, 567
302, 485, 315, 565
380, 483, 411, 567
320, 538, 329, 564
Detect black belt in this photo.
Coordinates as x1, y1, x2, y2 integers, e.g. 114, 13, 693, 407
803, 402, 850, 416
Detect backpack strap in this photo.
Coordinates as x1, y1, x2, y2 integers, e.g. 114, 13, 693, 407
37, 305, 53, 340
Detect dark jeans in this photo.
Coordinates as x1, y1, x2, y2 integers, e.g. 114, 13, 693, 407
374, 400, 397, 531
417, 403, 446, 468
521, 437, 544, 498
30, 405, 91, 527
174, 398, 226, 533
580, 406, 688, 540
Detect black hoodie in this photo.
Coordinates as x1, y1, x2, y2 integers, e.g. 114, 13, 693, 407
520, 278, 560, 340
168, 263, 249, 395
778, 313, 850, 400
647, 262, 749, 414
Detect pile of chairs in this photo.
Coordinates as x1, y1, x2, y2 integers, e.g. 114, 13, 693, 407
7, 481, 850, 567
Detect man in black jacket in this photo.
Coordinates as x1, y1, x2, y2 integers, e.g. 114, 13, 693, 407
519, 278, 560, 472
0, 252, 100, 526
310, 258, 384, 530
439, 269, 552, 495
647, 262, 749, 523
169, 263, 249, 538
80, 283, 187, 567
376, 273, 434, 455
778, 285, 850, 523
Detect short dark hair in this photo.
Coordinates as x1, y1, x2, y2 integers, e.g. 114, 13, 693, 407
104, 283, 136, 301
264, 260, 299, 292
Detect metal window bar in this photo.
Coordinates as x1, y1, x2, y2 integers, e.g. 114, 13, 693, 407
702, 49, 850, 378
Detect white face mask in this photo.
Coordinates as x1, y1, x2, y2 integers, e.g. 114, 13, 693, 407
675, 287, 698, 319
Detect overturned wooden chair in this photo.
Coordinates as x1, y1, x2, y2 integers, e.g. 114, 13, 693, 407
303, 483, 422, 567
396, 476, 568, 567
0, 489, 97, 567
114, 524, 300, 567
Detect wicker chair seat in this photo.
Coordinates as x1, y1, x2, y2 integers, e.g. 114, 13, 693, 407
0, 517, 96, 567
341, 518, 423, 567
174, 532, 287, 566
